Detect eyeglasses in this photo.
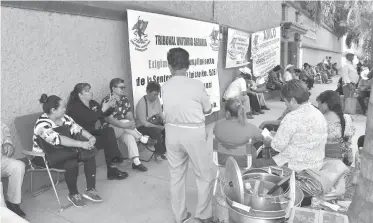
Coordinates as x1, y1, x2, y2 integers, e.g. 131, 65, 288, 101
115, 86, 126, 90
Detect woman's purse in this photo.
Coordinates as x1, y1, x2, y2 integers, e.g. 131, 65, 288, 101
37, 125, 97, 166
144, 96, 164, 126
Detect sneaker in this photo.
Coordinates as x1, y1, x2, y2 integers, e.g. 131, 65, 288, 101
160, 154, 168, 160
5, 201, 26, 217
154, 155, 163, 163
132, 163, 148, 172
246, 112, 254, 119
83, 189, 103, 202
67, 193, 86, 208
181, 212, 192, 223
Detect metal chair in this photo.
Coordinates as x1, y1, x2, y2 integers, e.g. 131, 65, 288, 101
14, 113, 72, 212
212, 137, 254, 196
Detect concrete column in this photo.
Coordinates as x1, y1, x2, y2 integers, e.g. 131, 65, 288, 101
283, 40, 289, 66
281, 2, 289, 22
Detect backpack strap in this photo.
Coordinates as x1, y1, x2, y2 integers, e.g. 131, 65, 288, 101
144, 96, 149, 119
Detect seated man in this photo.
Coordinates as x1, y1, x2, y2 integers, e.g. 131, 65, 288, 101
223, 67, 254, 119
357, 67, 372, 115
1, 123, 26, 217
102, 78, 156, 172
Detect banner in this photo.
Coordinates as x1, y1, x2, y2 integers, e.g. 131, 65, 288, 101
127, 10, 221, 113
251, 26, 281, 83
225, 28, 251, 68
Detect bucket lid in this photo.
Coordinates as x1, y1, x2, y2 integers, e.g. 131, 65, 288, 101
225, 157, 244, 204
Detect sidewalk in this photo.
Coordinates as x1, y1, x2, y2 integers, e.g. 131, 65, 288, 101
13, 77, 367, 223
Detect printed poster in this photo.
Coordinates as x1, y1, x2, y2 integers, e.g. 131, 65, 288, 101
225, 28, 251, 68
127, 10, 221, 113
251, 26, 281, 84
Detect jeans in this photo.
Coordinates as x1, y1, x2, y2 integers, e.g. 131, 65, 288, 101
357, 90, 370, 113
1, 157, 25, 204
32, 156, 96, 195
91, 127, 123, 173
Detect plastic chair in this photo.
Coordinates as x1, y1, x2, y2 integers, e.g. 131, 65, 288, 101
212, 137, 254, 196
14, 113, 72, 212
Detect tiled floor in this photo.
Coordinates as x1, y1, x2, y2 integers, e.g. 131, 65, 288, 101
6, 76, 367, 223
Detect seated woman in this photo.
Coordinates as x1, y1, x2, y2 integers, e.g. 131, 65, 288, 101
246, 79, 264, 115
213, 98, 263, 147
32, 94, 101, 207
135, 81, 167, 163
252, 80, 331, 196
317, 90, 355, 166
266, 65, 283, 91
66, 83, 129, 180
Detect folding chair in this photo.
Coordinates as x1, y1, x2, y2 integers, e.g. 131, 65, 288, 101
212, 137, 254, 196
14, 113, 72, 212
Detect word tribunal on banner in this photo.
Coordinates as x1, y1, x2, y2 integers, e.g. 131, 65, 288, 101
251, 26, 281, 84
127, 10, 221, 113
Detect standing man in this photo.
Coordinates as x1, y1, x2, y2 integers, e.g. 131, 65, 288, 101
357, 66, 373, 115
1, 123, 26, 217
341, 53, 359, 102
162, 48, 214, 223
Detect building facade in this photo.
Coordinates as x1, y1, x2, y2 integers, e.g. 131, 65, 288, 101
1, 1, 342, 159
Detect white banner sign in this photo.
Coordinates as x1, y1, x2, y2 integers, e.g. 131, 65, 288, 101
251, 26, 281, 80
225, 28, 251, 68
127, 10, 221, 113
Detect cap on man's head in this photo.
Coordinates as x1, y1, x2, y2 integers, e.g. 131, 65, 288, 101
285, 64, 294, 71
239, 67, 252, 75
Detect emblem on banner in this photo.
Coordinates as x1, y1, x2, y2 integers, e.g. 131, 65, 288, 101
209, 29, 220, 51
130, 16, 150, 51
227, 37, 238, 60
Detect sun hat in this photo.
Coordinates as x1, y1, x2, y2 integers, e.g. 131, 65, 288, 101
239, 67, 252, 75
361, 67, 370, 80
285, 64, 294, 71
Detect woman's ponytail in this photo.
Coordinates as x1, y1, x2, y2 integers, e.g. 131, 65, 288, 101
331, 103, 347, 142
237, 104, 247, 125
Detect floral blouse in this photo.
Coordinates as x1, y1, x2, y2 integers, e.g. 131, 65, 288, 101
326, 114, 355, 163
102, 93, 131, 122
271, 103, 328, 172
33, 114, 82, 153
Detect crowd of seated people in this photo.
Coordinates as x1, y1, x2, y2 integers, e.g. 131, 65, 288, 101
216, 79, 353, 198
25, 78, 166, 208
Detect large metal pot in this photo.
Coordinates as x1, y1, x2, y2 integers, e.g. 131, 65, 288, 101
241, 173, 291, 212
222, 157, 304, 223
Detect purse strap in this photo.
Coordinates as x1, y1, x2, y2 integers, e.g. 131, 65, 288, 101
144, 96, 149, 119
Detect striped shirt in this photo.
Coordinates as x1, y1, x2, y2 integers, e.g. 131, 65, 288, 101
32, 113, 82, 153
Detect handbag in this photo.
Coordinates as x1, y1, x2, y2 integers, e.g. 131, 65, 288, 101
144, 96, 164, 126
266, 81, 276, 90
37, 125, 97, 166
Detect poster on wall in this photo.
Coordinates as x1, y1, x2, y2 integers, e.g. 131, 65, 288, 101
127, 10, 221, 113
251, 26, 281, 84
225, 28, 251, 68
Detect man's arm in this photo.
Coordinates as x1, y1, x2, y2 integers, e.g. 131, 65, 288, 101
341, 65, 351, 84
201, 86, 212, 114
1, 124, 13, 146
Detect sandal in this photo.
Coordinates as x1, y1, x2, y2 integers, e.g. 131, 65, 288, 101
154, 155, 163, 163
